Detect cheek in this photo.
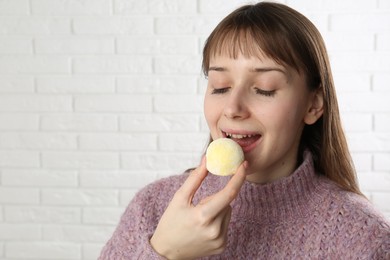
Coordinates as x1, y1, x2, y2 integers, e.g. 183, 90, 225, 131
203, 96, 219, 128
266, 98, 306, 134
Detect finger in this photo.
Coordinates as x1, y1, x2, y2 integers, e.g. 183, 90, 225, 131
210, 206, 231, 254
201, 161, 247, 217
175, 156, 208, 204
219, 206, 232, 243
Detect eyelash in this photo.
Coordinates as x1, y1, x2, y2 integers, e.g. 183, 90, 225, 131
211, 87, 276, 97
211, 88, 229, 94
255, 88, 276, 97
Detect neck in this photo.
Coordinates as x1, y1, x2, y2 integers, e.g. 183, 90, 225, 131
231, 151, 325, 224
245, 149, 300, 184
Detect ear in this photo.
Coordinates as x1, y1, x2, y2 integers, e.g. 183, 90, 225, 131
304, 88, 324, 125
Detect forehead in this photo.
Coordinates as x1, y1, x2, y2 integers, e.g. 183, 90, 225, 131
209, 54, 290, 77
207, 28, 266, 61
209, 53, 281, 67
204, 28, 297, 74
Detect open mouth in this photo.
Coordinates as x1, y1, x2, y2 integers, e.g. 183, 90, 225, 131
223, 131, 261, 152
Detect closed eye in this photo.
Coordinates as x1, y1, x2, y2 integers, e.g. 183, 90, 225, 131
211, 88, 229, 94
255, 88, 276, 97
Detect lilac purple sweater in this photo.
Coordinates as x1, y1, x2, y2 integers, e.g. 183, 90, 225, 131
99, 152, 390, 259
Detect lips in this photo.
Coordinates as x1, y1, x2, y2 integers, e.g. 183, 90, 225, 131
222, 130, 261, 153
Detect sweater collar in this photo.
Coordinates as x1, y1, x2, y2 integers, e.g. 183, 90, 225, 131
224, 151, 325, 224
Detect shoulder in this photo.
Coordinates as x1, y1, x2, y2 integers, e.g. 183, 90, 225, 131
326, 182, 388, 228
321, 180, 390, 255
321, 178, 389, 229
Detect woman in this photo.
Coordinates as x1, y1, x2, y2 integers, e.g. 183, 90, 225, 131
99, 2, 390, 259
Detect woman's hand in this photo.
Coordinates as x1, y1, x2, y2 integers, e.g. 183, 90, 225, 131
150, 157, 247, 260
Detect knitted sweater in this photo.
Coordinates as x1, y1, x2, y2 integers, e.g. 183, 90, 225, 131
99, 152, 390, 259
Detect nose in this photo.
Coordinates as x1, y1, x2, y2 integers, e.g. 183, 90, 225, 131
223, 89, 250, 120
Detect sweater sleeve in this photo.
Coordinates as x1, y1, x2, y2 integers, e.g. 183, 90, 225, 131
98, 181, 171, 260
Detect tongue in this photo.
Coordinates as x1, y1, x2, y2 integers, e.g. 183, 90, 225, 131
230, 135, 260, 148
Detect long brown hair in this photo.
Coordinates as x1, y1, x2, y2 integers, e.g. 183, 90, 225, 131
202, 2, 363, 195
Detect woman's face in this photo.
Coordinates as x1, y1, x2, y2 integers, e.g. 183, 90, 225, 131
204, 53, 319, 183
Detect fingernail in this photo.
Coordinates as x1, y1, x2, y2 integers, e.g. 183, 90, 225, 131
243, 161, 248, 169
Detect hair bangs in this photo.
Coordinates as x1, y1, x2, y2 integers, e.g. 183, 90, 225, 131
206, 27, 267, 66
202, 6, 306, 77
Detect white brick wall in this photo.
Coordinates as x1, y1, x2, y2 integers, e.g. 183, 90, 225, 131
0, 0, 389, 259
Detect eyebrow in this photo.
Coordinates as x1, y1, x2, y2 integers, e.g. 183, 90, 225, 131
208, 66, 286, 74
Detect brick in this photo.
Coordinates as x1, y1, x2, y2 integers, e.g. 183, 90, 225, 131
154, 56, 202, 74
0, 37, 33, 54
304, 13, 328, 34
338, 93, 390, 112
36, 76, 115, 93
41, 114, 118, 132
82, 207, 123, 224
154, 95, 203, 113
6, 242, 80, 259
0, 56, 70, 74
372, 74, 390, 92
5, 206, 80, 224
155, 16, 219, 35
115, 0, 196, 14
374, 153, 390, 171
323, 32, 374, 51
2, 169, 78, 187
159, 133, 209, 152
375, 114, 390, 131
80, 170, 157, 188
286, 0, 376, 11
371, 192, 390, 211
0, 114, 38, 130
119, 189, 138, 206
0, 188, 39, 204
116, 36, 198, 54
73, 56, 152, 74
0, 95, 72, 112
376, 34, 390, 51
73, 17, 153, 35
0, 151, 39, 168
331, 73, 371, 92
113, 0, 147, 13
75, 95, 152, 112
0, 224, 41, 240
79, 133, 157, 151
43, 225, 114, 242
0, 133, 77, 150
330, 53, 390, 72
0, 77, 34, 93
0, 17, 71, 34
31, 0, 111, 15
378, 0, 390, 8
200, 116, 210, 132
330, 12, 390, 32
35, 37, 115, 54
0, 0, 29, 15
351, 153, 372, 172
42, 152, 119, 169
83, 243, 105, 260
116, 76, 198, 94
198, 76, 208, 94
42, 189, 118, 206
121, 152, 200, 171
358, 172, 390, 191
347, 133, 390, 152
199, 0, 249, 14
340, 113, 372, 132
120, 114, 199, 132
